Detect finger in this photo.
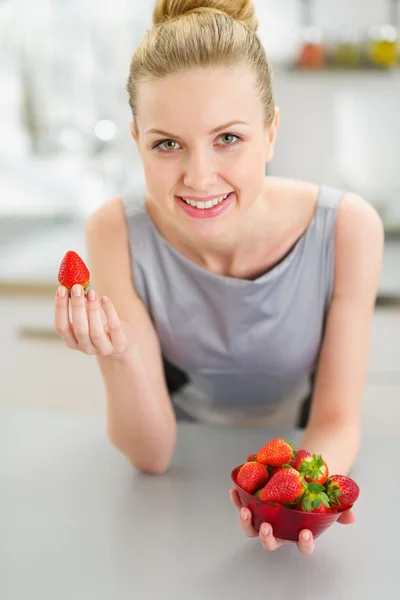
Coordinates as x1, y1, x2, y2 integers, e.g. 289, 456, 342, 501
87, 290, 113, 355
337, 510, 356, 525
229, 489, 243, 511
101, 296, 128, 353
296, 530, 315, 556
70, 284, 96, 354
259, 523, 284, 551
239, 508, 259, 538
85, 293, 107, 327
54, 287, 78, 349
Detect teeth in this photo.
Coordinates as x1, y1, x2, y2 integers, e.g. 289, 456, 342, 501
181, 193, 230, 209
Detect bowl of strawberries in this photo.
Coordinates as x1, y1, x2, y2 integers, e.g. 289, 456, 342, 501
231, 438, 360, 541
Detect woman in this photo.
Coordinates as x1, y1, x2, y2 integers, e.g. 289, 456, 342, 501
54, 0, 384, 555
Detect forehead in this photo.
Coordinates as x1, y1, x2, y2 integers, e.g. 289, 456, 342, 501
137, 66, 262, 133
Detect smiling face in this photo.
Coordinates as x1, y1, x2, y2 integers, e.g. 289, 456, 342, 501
131, 65, 279, 240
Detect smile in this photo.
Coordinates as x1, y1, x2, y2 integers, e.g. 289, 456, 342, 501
180, 193, 230, 209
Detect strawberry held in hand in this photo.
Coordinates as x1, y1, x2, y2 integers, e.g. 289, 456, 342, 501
58, 250, 91, 296
236, 461, 269, 494
256, 438, 294, 467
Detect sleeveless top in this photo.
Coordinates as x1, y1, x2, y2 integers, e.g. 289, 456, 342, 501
122, 184, 343, 427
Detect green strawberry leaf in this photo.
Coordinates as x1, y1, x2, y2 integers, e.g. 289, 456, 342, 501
321, 494, 331, 508
307, 482, 325, 493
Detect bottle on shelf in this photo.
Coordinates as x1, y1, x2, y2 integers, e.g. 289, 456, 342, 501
295, 0, 327, 69
334, 30, 362, 69
367, 0, 399, 68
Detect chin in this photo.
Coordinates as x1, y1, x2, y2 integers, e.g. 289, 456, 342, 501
178, 213, 235, 241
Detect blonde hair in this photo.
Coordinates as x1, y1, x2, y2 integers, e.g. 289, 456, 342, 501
126, 0, 275, 134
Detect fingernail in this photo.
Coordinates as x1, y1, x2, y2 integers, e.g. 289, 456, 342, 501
261, 524, 270, 537
241, 509, 248, 521
72, 285, 81, 297
88, 289, 96, 302
101, 296, 109, 304
301, 531, 311, 542
57, 286, 66, 297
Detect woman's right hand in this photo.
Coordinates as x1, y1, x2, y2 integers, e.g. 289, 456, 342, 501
54, 284, 134, 357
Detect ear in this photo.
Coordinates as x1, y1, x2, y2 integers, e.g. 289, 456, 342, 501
129, 121, 139, 144
265, 107, 280, 163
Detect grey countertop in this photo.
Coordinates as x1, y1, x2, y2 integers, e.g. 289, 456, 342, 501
1, 410, 399, 599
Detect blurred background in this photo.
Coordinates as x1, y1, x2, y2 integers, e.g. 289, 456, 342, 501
0, 0, 399, 431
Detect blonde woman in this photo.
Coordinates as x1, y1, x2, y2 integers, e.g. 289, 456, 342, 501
54, 0, 384, 555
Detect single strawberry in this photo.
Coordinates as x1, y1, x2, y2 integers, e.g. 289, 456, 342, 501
247, 453, 258, 462
325, 475, 360, 511
256, 438, 294, 467
294, 500, 332, 514
58, 250, 91, 296
295, 482, 331, 512
237, 461, 269, 494
292, 450, 329, 485
259, 468, 306, 504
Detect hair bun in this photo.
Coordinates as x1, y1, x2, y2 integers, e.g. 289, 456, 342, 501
153, 0, 258, 31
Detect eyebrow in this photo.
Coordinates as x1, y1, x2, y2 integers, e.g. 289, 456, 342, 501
144, 120, 250, 138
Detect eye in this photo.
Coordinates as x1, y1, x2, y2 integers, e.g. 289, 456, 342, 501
154, 139, 181, 152
217, 134, 241, 146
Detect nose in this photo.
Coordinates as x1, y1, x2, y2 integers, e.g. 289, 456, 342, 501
183, 147, 217, 192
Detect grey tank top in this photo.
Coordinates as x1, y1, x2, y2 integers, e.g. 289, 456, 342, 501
122, 184, 342, 426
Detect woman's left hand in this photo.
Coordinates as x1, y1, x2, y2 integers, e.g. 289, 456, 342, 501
229, 488, 356, 556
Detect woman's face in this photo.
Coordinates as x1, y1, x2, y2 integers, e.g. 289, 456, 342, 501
132, 65, 278, 240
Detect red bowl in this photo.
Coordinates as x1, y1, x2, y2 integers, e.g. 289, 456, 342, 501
231, 465, 343, 542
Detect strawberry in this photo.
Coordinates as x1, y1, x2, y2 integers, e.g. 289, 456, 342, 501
247, 453, 257, 462
256, 438, 294, 467
292, 449, 329, 485
325, 475, 360, 511
295, 500, 332, 514
259, 468, 305, 504
295, 482, 331, 512
58, 250, 91, 296
237, 461, 269, 494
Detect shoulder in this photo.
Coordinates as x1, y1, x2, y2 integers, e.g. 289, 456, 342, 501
85, 195, 126, 242
84, 195, 134, 290
333, 191, 384, 302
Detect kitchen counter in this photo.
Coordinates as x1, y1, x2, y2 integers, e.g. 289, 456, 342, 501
1, 410, 398, 599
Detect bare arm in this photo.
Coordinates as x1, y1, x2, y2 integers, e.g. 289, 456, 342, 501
299, 192, 384, 475
85, 196, 177, 474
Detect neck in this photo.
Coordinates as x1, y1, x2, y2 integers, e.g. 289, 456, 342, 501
147, 190, 273, 274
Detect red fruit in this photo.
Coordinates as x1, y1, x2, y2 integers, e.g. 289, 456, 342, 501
237, 462, 269, 494
292, 450, 329, 485
325, 475, 360, 511
295, 482, 331, 512
247, 453, 257, 462
58, 250, 91, 295
259, 468, 305, 504
256, 438, 294, 467
295, 501, 332, 514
